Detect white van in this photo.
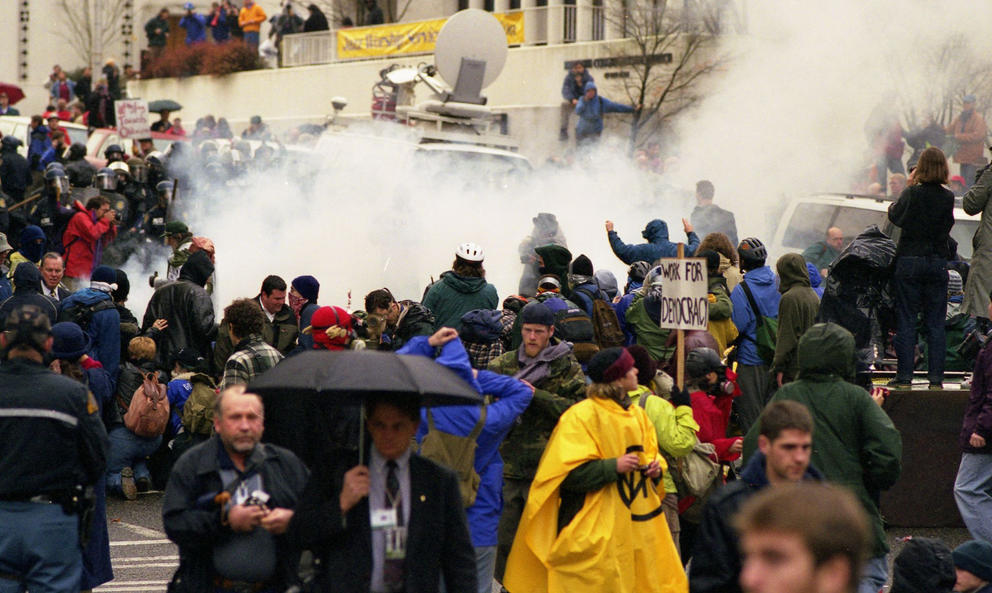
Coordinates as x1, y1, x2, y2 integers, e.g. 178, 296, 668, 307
0, 115, 88, 159
769, 192, 981, 262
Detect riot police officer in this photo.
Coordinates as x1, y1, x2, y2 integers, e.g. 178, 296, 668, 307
143, 180, 172, 239
104, 143, 126, 165
109, 161, 144, 230
0, 305, 107, 592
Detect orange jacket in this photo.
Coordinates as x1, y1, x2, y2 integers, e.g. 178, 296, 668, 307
238, 3, 266, 32
947, 110, 987, 165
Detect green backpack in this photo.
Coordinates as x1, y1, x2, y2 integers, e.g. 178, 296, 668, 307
740, 280, 778, 365
180, 373, 218, 436
418, 407, 487, 508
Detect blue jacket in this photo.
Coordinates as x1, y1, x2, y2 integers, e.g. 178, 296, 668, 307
569, 281, 605, 318
730, 266, 780, 366
28, 126, 53, 171
561, 69, 593, 102
806, 262, 824, 298
399, 336, 533, 547
49, 79, 75, 102
574, 81, 634, 136
166, 376, 193, 435
608, 219, 700, 264
180, 13, 208, 44
0, 275, 11, 303
294, 302, 320, 353
61, 288, 121, 383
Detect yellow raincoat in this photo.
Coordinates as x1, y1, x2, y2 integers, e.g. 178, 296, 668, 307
503, 396, 688, 593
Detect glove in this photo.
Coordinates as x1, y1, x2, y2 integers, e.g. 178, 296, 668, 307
669, 385, 691, 408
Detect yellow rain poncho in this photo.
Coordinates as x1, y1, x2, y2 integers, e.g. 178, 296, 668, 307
504, 396, 688, 593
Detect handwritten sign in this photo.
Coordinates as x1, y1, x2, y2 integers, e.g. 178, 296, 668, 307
654, 258, 709, 331
114, 100, 150, 139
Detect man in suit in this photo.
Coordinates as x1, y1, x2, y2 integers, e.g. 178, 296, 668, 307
40, 253, 73, 303
291, 394, 477, 593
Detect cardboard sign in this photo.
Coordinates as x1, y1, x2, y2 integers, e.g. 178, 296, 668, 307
114, 100, 150, 139
654, 258, 709, 331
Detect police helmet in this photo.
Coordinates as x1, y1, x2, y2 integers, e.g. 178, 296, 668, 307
95, 167, 117, 191
44, 161, 65, 173
685, 347, 725, 380
156, 180, 174, 201
146, 151, 166, 169
44, 167, 67, 181
108, 160, 130, 178
68, 143, 87, 161
1, 136, 22, 150
104, 143, 125, 160
737, 237, 767, 271
127, 158, 148, 183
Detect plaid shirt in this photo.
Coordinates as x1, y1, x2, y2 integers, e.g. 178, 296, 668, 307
463, 339, 505, 370
220, 334, 284, 389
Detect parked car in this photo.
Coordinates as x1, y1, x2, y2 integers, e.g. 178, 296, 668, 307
769, 192, 981, 262
0, 115, 88, 159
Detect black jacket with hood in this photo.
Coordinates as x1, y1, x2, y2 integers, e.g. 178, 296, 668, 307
142, 250, 216, 370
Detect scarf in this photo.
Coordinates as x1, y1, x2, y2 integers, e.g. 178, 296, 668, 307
514, 341, 573, 385
288, 293, 307, 320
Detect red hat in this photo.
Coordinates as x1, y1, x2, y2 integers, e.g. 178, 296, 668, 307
950, 175, 966, 185
306, 306, 353, 350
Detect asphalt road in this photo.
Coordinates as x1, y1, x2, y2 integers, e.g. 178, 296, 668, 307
98, 491, 973, 593
98, 491, 176, 593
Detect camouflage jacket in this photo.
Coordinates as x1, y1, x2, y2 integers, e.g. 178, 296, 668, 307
488, 347, 587, 479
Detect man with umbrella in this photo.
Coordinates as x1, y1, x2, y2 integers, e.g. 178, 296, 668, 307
162, 385, 310, 593
290, 384, 478, 593
149, 100, 182, 133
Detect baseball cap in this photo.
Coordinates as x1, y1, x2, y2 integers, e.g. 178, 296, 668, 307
161, 220, 189, 238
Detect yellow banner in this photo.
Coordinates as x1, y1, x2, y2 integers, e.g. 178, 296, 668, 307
337, 12, 524, 59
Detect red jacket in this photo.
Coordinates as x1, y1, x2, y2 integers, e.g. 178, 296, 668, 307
690, 367, 742, 463
63, 205, 115, 279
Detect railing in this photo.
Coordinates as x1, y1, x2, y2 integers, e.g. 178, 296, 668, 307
280, 1, 743, 68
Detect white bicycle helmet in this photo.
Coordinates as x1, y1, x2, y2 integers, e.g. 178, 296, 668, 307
456, 242, 485, 262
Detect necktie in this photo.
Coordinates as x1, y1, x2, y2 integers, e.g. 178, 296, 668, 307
383, 460, 404, 591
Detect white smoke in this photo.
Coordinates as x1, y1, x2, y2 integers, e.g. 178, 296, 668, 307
121, 0, 992, 319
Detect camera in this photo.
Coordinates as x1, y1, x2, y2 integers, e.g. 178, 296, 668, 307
243, 489, 270, 507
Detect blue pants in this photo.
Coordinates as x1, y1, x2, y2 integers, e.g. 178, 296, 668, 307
244, 31, 260, 49
857, 555, 888, 593
0, 502, 80, 593
107, 425, 161, 493
954, 452, 992, 542
893, 256, 948, 384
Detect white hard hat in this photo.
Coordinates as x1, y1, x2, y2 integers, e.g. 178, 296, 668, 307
456, 242, 485, 262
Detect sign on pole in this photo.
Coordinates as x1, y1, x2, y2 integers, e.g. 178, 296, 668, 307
114, 100, 150, 139
654, 257, 709, 331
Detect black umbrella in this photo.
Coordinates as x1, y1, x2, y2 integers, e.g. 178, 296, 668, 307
247, 350, 482, 466
148, 99, 182, 113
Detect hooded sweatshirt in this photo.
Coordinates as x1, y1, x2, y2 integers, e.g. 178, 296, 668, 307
574, 81, 635, 136
422, 271, 498, 332
771, 253, 820, 378
730, 266, 781, 366
805, 262, 824, 298
608, 219, 700, 264
0, 262, 59, 327
60, 286, 121, 382
743, 323, 902, 558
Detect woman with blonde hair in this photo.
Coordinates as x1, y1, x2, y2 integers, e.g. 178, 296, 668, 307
887, 146, 955, 389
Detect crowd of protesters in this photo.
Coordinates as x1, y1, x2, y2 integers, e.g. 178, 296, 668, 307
3, 54, 992, 592
0, 120, 991, 593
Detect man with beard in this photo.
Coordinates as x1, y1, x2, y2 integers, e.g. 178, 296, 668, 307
163, 386, 309, 593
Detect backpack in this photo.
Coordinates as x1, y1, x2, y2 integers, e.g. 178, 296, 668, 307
738, 280, 778, 365
553, 306, 599, 363
123, 374, 170, 438
574, 287, 626, 349
60, 299, 116, 332
417, 407, 487, 508
638, 393, 721, 506
180, 373, 218, 436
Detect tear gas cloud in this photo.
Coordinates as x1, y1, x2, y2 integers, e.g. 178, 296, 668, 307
124, 0, 992, 316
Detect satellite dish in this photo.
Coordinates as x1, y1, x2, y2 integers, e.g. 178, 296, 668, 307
434, 9, 508, 91
385, 68, 419, 86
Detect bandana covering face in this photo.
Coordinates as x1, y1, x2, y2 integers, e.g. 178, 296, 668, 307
288, 292, 307, 320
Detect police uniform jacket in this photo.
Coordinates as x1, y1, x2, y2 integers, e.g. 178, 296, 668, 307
0, 358, 108, 498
